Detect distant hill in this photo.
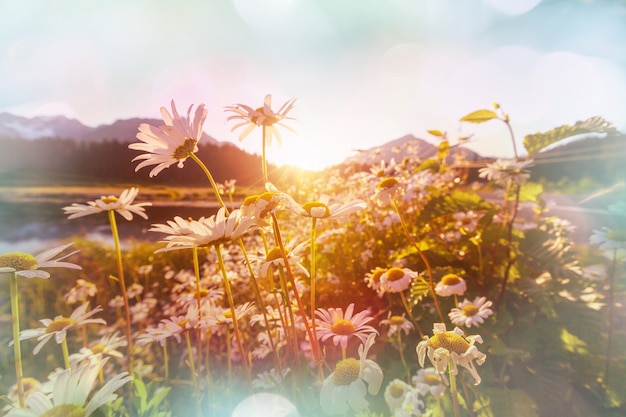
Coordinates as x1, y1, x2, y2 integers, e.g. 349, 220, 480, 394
342, 134, 483, 166
0, 112, 220, 145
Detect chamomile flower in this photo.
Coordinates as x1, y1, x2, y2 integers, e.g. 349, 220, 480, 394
478, 158, 534, 187
416, 323, 486, 385
320, 334, 383, 415
315, 303, 378, 350
129, 100, 208, 177
364, 267, 387, 295
384, 379, 412, 413
62, 188, 151, 221
412, 367, 447, 398
0, 243, 81, 279
225, 94, 296, 145
379, 312, 414, 337
248, 239, 310, 279
380, 267, 417, 293
152, 208, 256, 252
448, 296, 494, 328
434, 273, 467, 297
17, 302, 106, 355
5, 358, 132, 417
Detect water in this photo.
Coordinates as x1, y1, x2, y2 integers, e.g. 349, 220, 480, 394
0, 200, 222, 254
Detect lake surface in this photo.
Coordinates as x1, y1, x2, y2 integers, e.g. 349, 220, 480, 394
0, 200, 224, 254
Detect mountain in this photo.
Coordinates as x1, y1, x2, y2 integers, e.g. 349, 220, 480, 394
342, 134, 483, 166
0, 112, 220, 145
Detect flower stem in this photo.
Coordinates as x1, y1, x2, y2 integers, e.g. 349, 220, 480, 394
396, 332, 411, 382
189, 153, 228, 213
4, 267, 25, 407
309, 218, 320, 352
448, 362, 461, 417
215, 244, 251, 379
61, 337, 71, 369
163, 342, 169, 381
107, 210, 133, 372
192, 247, 204, 374
391, 198, 445, 323
261, 126, 269, 184
184, 330, 201, 417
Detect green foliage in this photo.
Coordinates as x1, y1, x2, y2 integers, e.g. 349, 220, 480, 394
523, 116, 618, 156
460, 109, 499, 123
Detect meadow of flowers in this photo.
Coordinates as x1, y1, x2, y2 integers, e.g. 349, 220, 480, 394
1, 96, 624, 417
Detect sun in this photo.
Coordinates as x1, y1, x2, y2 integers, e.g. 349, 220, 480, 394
265, 135, 338, 171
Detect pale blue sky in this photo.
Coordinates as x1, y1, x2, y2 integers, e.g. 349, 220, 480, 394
1, 0, 625, 169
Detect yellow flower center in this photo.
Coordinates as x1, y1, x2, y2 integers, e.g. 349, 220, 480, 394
429, 331, 471, 354
423, 373, 443, 386
251, 107, 279, 126
331, 319, 356, 335
441, 274, 461, 286
369, 268, 386, 284
462, 304, 479, 317
178, 318, 189, 328
377, 177, 398, 190
100, 196, 118, 204
385, 267, 406, 282
389, 315, 406, 326
266, 247, 283, 262
173, 138, 198, 160
333, 358, 360, 386
91, 343, 106, 354
46, 317, 76, 333
41, 404, 86, 417
301, 201, 330, 218
21, 377, 40, 394
388, 382, 406, 398
194, 288, 209, 298
0, 252, 38, 270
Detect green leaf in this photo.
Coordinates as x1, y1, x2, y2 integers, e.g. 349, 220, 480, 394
523, 116, 617, 156
409, 276, 430, 305
460, 109, 498, 123
437, 140, 450, 161
427, 129, 445, 137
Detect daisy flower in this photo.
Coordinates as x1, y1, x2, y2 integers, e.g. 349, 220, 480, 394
364, 267, 387, 295
0, 243, 81, 279
5, 358, 132, 417
152, 208, 256, 252
18, 302, 106, 355
589, 227, 626, 252
379, 312, 414, 338
64, 279, 97, 304
136, 315, 190, 346
240, 191, 283, 225
251, 367, 290, 390
284, 192, 366, 220
448, 296, 494, 328
247, 238, 310, 279
434, 273, 467, 297
319, 334, 383, 415
74, 331, 127, 361
478, 158, 534, 186
129, 100, 208, 177
315, 303, 378, 350
225, 94, 296, 145
373, 177, 403, 206
62, 187, 151, 221
416, 323, 486, 385
380, 267, 417, 293
412, 367, 447, 398
383, 378, 412, 414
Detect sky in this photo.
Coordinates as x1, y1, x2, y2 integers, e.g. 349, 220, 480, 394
1, 0, 625, 170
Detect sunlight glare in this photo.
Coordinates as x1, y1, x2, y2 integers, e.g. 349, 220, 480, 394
484, 0, 542, 15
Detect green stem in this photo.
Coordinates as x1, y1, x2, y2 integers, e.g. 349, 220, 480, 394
270, 213, 323, 368
261, 126, 269, 184
163, 342, 169, 382
184, 330, 201, 417
449, 362, 461, 417
192, 247, 204, 373
309, 218, 319, 351
107, 210, 133, 372
604, 248, 617, 406
396, 331, 411, 383
61, 337, 70, 369
215, 245, 250, 379
391, 198, 445, 323
189, 153, 228, 213
399, 291, 424, 338
5, 268, 25, 408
